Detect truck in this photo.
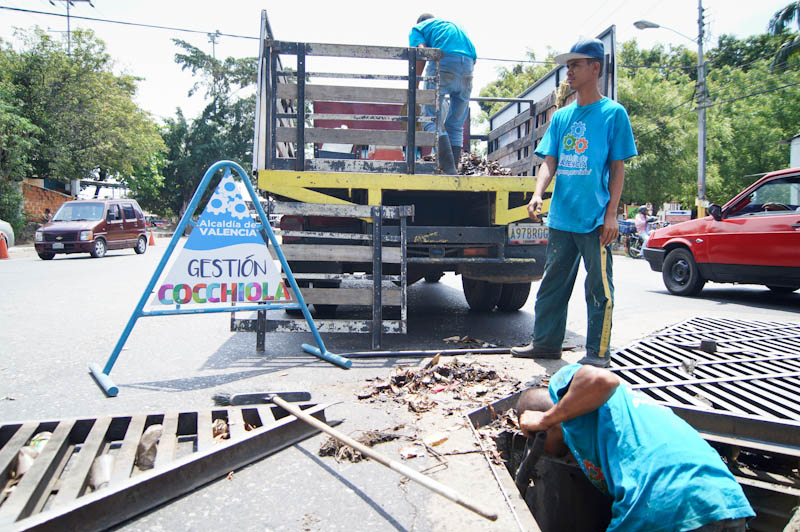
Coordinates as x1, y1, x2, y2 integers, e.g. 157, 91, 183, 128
249, 11, 618, 343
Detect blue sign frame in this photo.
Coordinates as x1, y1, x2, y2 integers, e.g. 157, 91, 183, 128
89, 160, 351, 397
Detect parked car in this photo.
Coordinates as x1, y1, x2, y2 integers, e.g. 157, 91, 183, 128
35, 199, 148, 260
145, 215, 168, 227
643, 168, 800, 295
0, 218, 14, 248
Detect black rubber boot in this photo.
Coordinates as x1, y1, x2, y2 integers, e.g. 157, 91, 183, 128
437, 134, 458, 175
451, 145, 462, 174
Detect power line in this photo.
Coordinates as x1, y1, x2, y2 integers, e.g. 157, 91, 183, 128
0, 5, 259, 40
637, 108, 697, 137
703, 79, 800, 108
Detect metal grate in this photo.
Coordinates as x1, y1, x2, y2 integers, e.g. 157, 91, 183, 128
0, 402, 330, 531
612, 317, 800, 422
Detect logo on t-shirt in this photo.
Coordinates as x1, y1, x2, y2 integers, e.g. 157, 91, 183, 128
583, 458, 608, 493
559, 121, 591, 176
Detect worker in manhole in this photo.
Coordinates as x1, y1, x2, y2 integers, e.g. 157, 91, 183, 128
517, 364, 755, 531
409, 13, 476, 175
511, 38, 637, 368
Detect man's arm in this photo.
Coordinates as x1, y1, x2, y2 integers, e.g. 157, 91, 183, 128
527, 155, 557, 221
599, 159, 625, 246
519, 366, 620, 437
415, 44, 426, 89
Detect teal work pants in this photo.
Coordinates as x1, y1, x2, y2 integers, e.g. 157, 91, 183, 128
532, 227, 615, 359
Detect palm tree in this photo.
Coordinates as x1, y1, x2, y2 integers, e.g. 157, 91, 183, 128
769, 1, 800, 72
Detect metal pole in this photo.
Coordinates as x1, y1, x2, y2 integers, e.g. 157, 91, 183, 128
66, 0, 71, 56
696, 0, 707, 218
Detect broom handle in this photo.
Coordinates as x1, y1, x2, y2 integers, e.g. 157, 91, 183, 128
271, 396, 498, 521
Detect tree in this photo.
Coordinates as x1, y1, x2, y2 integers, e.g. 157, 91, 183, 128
477, 50, 554, 119
768, 1, 800, 72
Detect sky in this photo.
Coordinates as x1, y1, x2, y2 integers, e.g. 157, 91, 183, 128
0, 0, 790, 127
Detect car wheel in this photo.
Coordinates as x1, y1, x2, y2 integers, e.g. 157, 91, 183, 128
662, 248, 705, 296
461, 277, 502, 311
766, 285, 800, 293
135, 235, 147, 254
37, 251, 55, 260
496, 282, 532, 311
424, 272, 444, 283
90, 238, 107, 258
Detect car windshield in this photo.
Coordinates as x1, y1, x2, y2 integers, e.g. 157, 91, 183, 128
53, 202, 105, 222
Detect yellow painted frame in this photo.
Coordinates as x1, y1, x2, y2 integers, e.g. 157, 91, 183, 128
258, 170, 553, 226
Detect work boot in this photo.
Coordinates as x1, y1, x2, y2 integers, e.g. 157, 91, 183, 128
437, 134, 458, 175
451, 145, 462, 174
577, 353, 611, 368
511, 343, 562, 359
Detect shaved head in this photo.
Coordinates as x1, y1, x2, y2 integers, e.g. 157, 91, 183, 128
417, 13, 435, 23
517, 387, 553, 414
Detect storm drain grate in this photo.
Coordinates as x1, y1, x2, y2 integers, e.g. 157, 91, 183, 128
611, 316, 800, 423
0, 402, 330, 531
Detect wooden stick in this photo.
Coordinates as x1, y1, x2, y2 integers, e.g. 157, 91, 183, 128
270, 396, 498, 521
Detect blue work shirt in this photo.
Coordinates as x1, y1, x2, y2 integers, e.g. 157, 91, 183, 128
549, 364, 754, 532
409, 18, 476, 60
535, 97, 637, 233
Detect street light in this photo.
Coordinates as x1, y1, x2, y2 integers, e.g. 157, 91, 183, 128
634, 0, 708, 218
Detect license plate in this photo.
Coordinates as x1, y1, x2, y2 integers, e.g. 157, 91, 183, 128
52, 242, 64, 250
508, 223, 548, 245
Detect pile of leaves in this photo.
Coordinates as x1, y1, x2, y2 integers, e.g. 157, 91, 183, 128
458, 153, 513, 176
318, 430, 403, 463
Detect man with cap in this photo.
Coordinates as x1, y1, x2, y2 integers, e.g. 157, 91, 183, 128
409, 14, 476, 175
511, 38, 637, 367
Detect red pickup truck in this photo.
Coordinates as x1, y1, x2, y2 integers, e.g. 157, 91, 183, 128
643, 168, 800, 296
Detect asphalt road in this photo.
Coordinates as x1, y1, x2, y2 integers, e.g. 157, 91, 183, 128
1, 239, 798, 531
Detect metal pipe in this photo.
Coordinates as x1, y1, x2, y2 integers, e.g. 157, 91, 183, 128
344, 347, 511, 358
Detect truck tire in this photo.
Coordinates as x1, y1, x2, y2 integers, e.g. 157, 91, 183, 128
462, 277, 502, 311
497, 282, 532, 311
662, 248, 705, 296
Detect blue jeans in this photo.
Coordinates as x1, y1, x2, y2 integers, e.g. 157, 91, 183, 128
422, 54, 474, 148
532, 227, 614, 358
688, 518, 747, 532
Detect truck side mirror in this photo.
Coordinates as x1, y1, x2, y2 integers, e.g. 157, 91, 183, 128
708, 204, 722, 221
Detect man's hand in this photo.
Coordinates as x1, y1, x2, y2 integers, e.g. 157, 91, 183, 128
599, 211, 619, 247
527, 195, 543, 221
519, 410, 552, 437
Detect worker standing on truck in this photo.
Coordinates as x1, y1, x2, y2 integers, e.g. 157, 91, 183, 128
511, 38, 637, 367
517, 364, 755, 531
409, 13, 476, 175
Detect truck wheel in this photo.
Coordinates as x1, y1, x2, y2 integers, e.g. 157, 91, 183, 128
461, 277, 502, 311
497, 282, 532, 311
424, 272, 444, 283
766, 285, 799, 293
662, 248, 705, 296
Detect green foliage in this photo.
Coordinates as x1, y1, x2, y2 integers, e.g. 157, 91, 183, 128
477, 50, 554, 119
0, 81, 41, 181
0, 179, 25, 236
768, 2, 800, 72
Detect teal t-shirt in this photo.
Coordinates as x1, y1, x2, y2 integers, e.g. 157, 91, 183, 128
549, 364, 754, 532
535, 97, 637, 233
409, 18, 476, 60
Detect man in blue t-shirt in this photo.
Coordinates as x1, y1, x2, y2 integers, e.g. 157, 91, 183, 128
512, 38, 637, 367
409, 14, 476, 175
517, 364, 755, 532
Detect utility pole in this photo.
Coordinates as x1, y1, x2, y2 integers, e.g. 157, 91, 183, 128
696, 0, 707, 218
48, 0, 94, 56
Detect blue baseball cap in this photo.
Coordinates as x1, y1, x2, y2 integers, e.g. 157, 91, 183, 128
554, 38, 604, 65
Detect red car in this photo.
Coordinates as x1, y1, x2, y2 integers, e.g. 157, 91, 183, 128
644, 168, 800, 296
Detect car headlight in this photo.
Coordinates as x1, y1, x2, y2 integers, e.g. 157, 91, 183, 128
35, 231, 43, 242
79, 230, 93, 241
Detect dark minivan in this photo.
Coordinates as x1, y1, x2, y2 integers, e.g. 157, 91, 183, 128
35, 199, 148, 260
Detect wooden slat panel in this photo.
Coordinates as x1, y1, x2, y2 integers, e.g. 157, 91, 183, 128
0, 420, 75, 522
269, 244, 402, 263
153, 413, 179, 469
227, 409, 246, 441
0, 423, 39, 483
508, 156, 542, 175
488, 133, 532, 162
196, 411, 214, 452
274, 41, 441, 61
50, 417, 112, 506
291, 287, 401, 306
276, 126, 435, 147
273, 157, 437, 174
256, 406, 276, 428
487, 109, 532, 142
276, 83, 436, 106
111, 416, 146, 484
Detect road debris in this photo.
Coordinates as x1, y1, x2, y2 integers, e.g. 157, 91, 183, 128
135, 424, 162, 470
318, 430, 403, 463
442, 335, 498, 348
458, 153, 513, 176
89, 454, 114, 490
212, 418, 229, 441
